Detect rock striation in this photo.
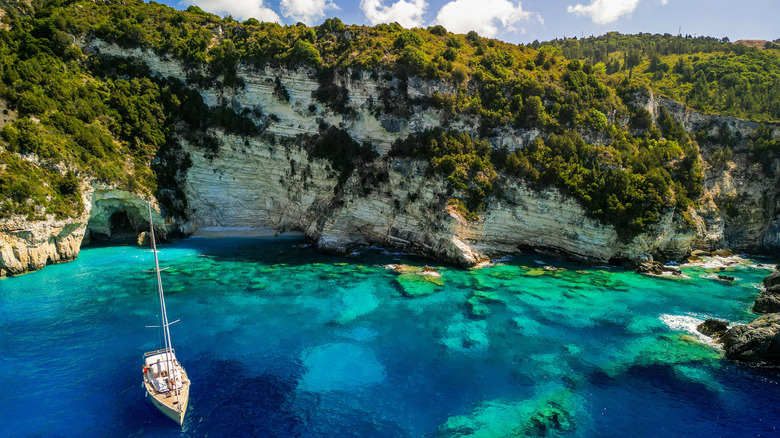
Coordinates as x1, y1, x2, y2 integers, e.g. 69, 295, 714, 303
3, 39, 779, 276
0, 185, 168, 277
0, 215, 87, 277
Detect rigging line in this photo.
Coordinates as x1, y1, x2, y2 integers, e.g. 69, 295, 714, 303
148, 200, 181, 410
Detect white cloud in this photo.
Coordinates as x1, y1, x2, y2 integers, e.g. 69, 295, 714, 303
360, 0, 427, 28
435, 0, 538, 38
281, 0, 339, 25
180, 0, 281, 23
567, 0, 640, 24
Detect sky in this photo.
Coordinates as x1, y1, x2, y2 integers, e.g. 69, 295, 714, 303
153, 0, 780, 45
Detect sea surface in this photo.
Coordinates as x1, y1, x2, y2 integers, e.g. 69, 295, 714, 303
1, 236, 779, 437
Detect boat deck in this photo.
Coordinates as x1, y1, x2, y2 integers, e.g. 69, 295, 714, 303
144, 367, 190, 424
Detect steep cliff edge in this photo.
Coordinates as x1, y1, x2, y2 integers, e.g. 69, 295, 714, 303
0, 186, 168, 276
111, 40, 768, 267
2, 32, 779, 276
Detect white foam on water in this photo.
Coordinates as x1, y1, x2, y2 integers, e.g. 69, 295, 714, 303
471, 260, 493, 269
683, 255, 751, 270
700, 273, 741, 282
659, 314, 724, 348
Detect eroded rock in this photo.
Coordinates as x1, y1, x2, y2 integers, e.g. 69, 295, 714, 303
636, 261, 682, 276
764, 270, 780, 289
722, 314, 780, 362
753, 285, 780, 313
696, 318, 729, 338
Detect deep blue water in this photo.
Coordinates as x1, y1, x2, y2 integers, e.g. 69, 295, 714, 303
0, 236, 778, 437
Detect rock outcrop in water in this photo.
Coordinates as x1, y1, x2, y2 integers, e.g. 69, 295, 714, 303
722, 313, 780, 363
697, 319, 729, 338
752, 266, 780, 313
722, 266, 780, 363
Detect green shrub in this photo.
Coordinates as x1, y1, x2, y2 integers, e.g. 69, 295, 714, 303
289, 39, 322, 66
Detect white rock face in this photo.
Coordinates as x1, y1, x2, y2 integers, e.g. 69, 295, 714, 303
85, 188, 169, 240
4, 40, 777, 276
0, 216, 87, 276
181, 133, 702, 265
0, 185, 168, 277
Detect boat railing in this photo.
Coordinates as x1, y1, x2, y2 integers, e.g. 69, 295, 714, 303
144, 348, 176, 358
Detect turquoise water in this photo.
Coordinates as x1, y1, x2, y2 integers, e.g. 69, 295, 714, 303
1, 237, 778, 437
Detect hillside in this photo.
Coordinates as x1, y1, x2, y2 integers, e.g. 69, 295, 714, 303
0, 0, 778, 275
544, 32, 780, 122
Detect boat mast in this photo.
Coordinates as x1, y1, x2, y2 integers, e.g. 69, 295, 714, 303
147, 201, 181, 410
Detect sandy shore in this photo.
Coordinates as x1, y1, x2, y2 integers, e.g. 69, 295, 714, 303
191, 227, 305, 238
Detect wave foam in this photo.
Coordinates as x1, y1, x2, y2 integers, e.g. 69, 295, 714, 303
659, 314, 724, 348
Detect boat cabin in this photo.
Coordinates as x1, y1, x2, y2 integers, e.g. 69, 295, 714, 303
144, 351, 183, 393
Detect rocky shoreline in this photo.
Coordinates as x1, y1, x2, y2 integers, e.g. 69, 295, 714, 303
697, 265, 780, 364
1, 41, 779, 277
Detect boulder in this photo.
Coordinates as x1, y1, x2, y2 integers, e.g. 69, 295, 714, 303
717, 274, 735, 282
722, 314, 780, 362
712, 249, 734, 257
753, 285, 780, 313
764, 270, 780, 289
636, 261, 681, 276
696, 318, 729, 338
137, 231, 150, 246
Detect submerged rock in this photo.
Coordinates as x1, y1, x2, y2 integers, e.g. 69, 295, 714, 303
722, 314, 780, 363
436, 388, 579, 437
465, 296, 490, 319
696, 319, 729, 338
753, 285, 780, 313
601, 333, 720, 377
396, 273, 444, 297
390, 264, 445, 297
464, 290, 505, 319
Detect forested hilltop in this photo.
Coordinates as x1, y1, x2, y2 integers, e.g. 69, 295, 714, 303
0, 0, 778, 241
543, 33, 780, 122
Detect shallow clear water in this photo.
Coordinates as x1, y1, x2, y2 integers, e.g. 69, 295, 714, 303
1, 237, 778, 437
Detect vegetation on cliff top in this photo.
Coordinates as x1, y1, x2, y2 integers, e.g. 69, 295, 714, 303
544, 33, 780, 122
0, 0, 777, 236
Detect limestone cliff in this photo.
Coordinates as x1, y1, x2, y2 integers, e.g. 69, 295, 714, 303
0, 214, 86, 277
2, 39, 779, 276
0, 185, 168, 276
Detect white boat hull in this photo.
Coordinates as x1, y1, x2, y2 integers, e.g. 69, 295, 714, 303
143, 351, 190, 425
146, 381, 189, 424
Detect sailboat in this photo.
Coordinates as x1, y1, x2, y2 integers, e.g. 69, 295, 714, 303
141, 202, 190, 425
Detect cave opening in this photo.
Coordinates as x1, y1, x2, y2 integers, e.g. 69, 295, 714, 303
109, 211, 136, 239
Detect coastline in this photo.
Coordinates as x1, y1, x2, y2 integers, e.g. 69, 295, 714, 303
191, 227, 306, 238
